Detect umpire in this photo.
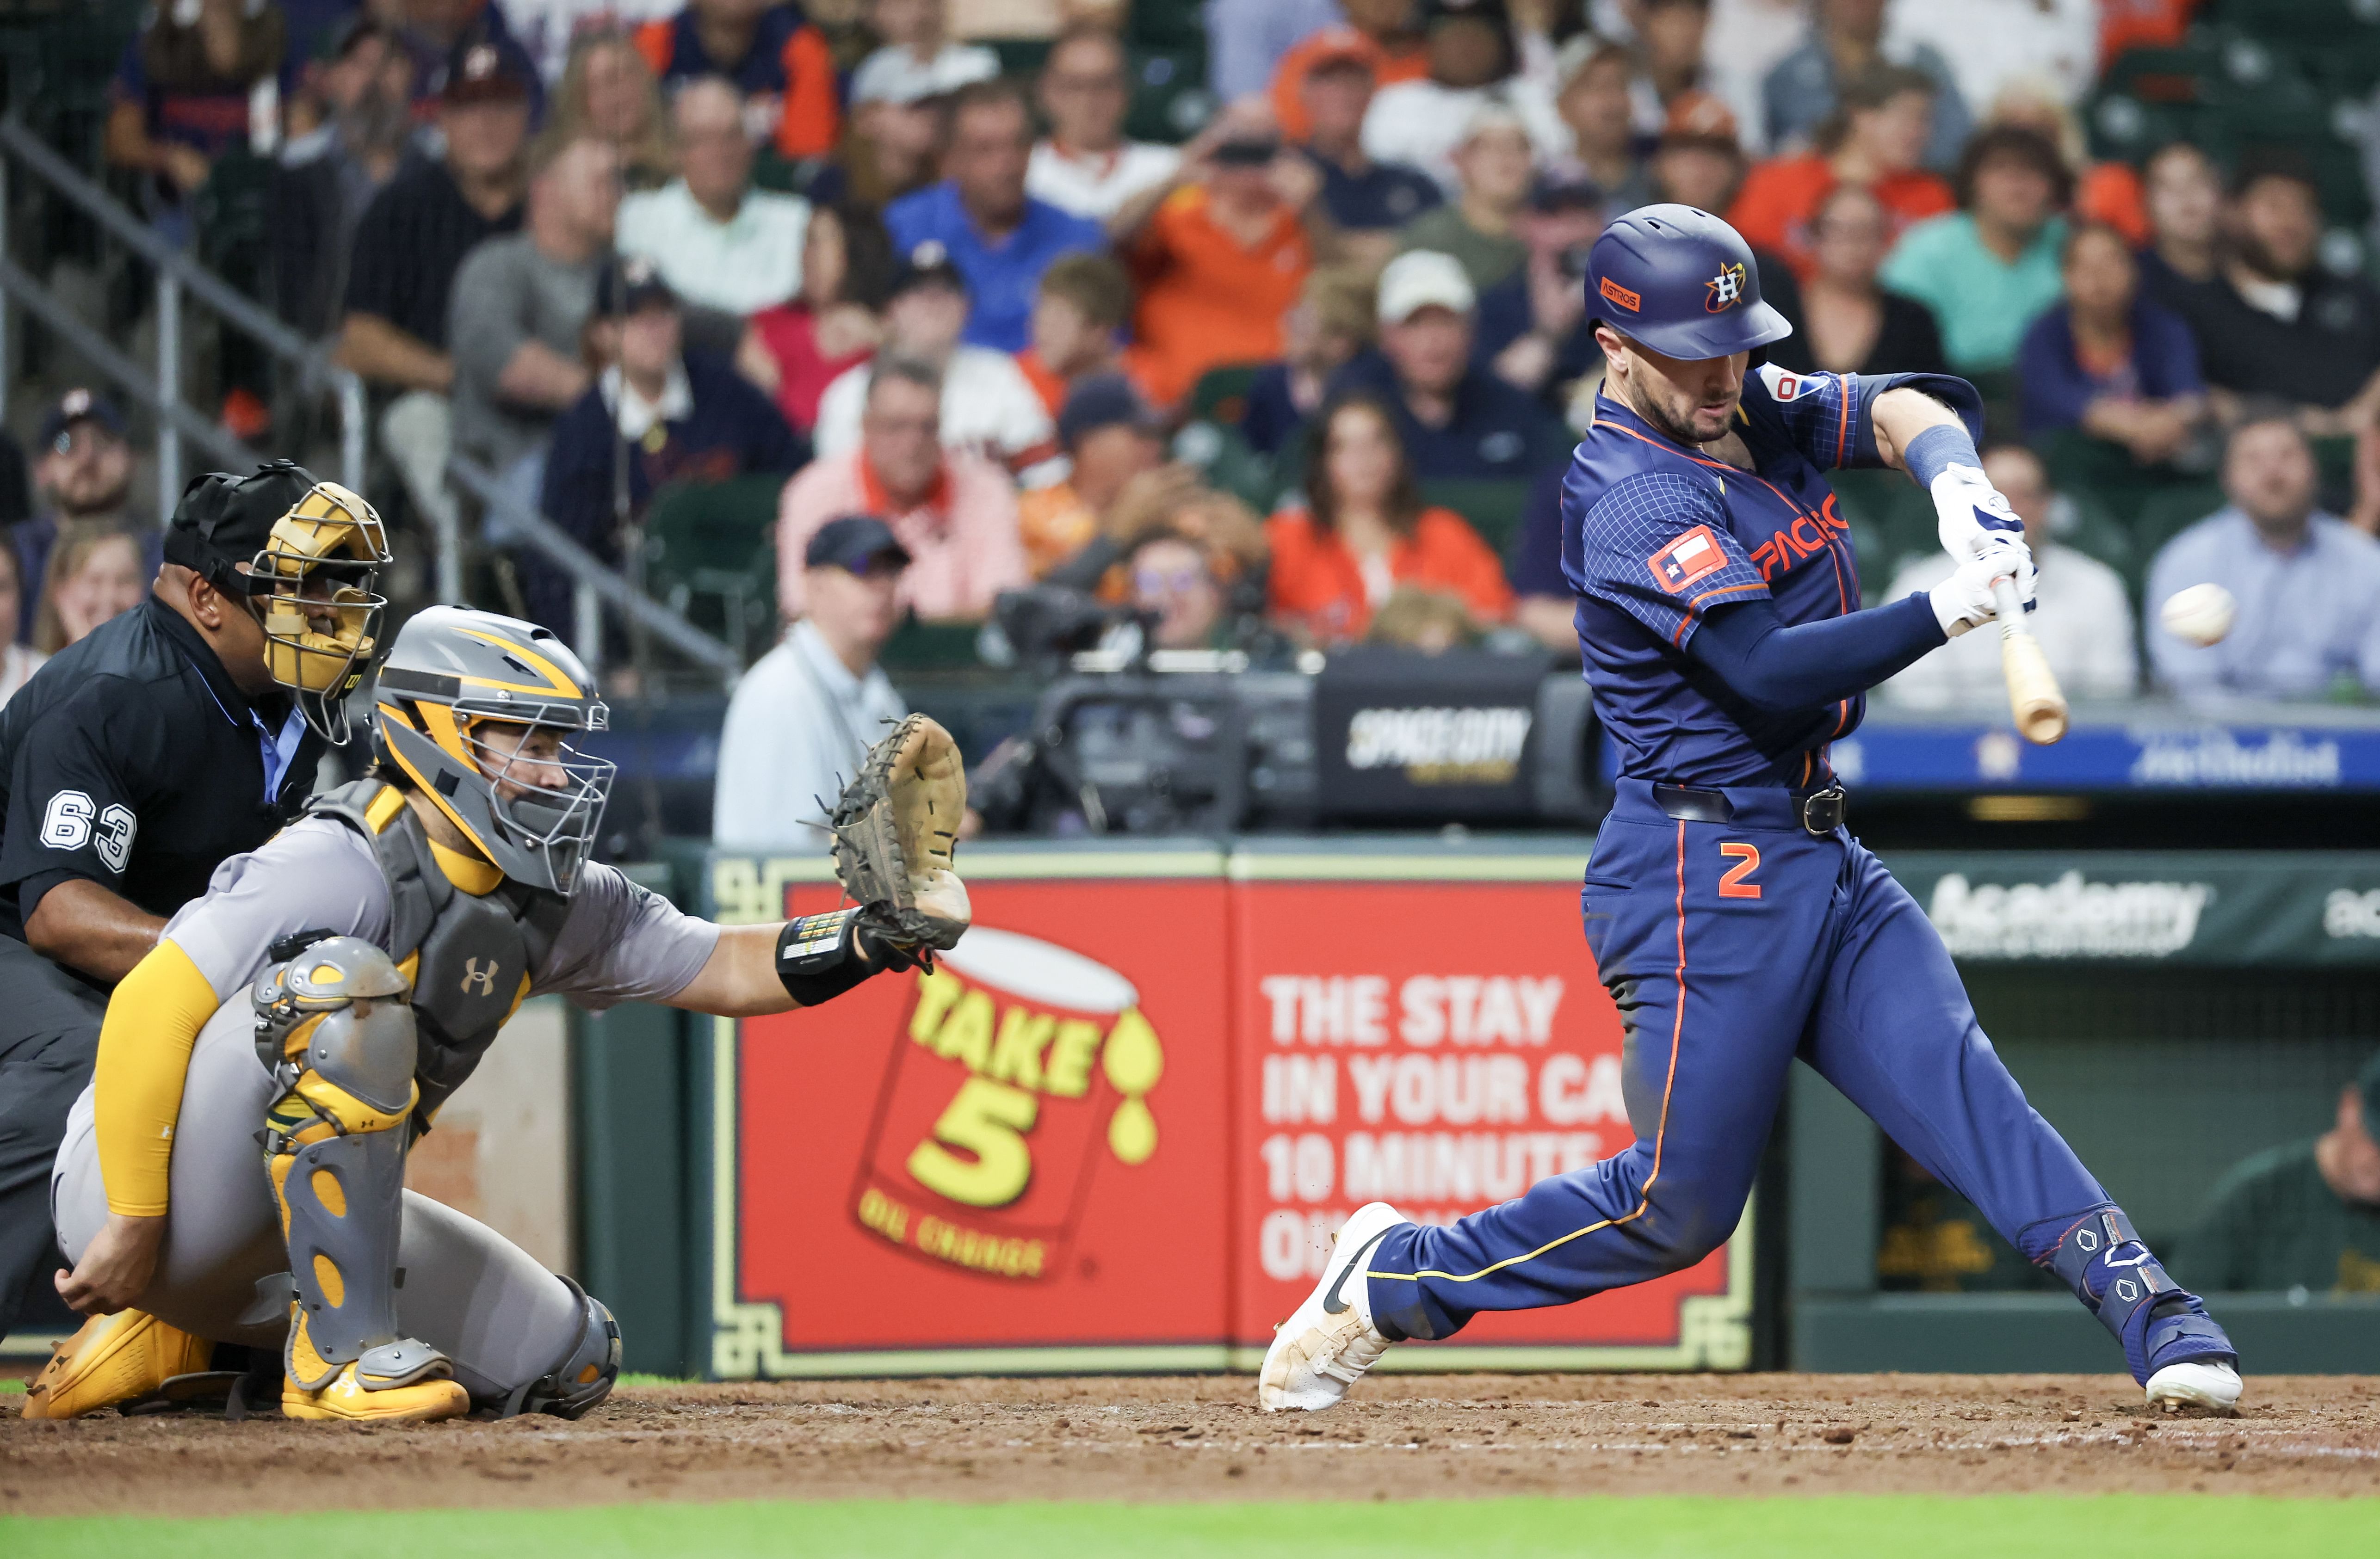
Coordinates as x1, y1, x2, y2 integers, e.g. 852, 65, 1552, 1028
0, 461, 390, 1349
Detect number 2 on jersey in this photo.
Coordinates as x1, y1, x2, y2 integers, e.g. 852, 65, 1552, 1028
1718, 842, 1762, 900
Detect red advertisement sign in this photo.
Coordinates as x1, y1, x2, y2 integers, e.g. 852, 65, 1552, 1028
1228, 872, 1748, 1368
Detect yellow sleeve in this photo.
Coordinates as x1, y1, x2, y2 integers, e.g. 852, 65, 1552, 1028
93, 939, 223, 1217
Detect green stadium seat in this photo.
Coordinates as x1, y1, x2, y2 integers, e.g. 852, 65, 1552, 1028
1185, 362, 1264, 427
879, 616, 984, 672
1129, 0, 1207, 51
640, 473, 788, 664
990, 38, 1053, 80
2129, 481, 2227, 567
1173, 419, 1284, 513
1418, 477, 1531, 559
1125, 46, 1214, 145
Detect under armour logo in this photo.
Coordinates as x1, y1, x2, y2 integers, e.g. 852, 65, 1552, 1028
1704, 263, 1745, 313
460, 958, 499, 997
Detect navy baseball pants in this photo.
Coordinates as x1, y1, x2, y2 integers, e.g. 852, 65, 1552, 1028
1366, 779, 2122, 1342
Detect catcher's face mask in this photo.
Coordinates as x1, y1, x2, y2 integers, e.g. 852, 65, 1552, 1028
245, 482, 391, 744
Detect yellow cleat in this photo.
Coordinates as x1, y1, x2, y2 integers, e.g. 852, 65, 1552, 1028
281, 1362, 470, 1423
20, 1310, 214, 1419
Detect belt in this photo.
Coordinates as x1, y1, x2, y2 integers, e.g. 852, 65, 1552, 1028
1651, 782, 1848, 837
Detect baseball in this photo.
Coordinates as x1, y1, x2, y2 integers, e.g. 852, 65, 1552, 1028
2160, 582, 2236, 647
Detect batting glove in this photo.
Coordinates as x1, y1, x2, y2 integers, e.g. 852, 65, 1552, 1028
1927, 539, 2037, 638
1929, 463, 2025, 561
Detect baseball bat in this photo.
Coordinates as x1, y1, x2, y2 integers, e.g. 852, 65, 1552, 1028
1991, 576, 2067, 745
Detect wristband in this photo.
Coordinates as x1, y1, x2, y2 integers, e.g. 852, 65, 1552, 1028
773, 909, 878, 1008
1903, 421, 1982, 490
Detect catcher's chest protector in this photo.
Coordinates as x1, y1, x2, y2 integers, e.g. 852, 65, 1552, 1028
309, 780, 570, 1127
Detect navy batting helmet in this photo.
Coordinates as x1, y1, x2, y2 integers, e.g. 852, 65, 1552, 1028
1583, 204, 1792, 360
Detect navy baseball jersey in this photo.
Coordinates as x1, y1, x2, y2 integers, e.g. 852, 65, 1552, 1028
1559, 365, 1981, 788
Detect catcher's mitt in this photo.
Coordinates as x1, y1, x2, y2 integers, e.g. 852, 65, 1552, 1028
829, 714, 971, 955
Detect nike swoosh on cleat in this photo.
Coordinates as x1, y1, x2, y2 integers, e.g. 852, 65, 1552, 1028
1322, 1227, 1394, 1315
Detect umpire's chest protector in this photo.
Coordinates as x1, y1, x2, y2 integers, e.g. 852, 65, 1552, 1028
309, 779, 571, 1127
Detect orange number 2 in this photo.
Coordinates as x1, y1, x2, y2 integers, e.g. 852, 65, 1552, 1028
1718, 842, 1762, 900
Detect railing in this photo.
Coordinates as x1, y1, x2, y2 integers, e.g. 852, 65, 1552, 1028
447, 454, 742, 687
0, 117, 366, 518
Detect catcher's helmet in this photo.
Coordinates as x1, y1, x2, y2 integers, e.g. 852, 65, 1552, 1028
370, 607, 612, 896
1582, 204, 1793, 361
165, 462, 393, 745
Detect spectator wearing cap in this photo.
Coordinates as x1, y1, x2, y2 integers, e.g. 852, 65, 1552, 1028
1395, 103, 1533, 292
1243, 265, 1377, 458
272, 19, 418, 341
448, 133, 622, 510
616, 77, 813, 316
14, 393, 159, 650
713, 514, 910, 849
104, 0, 287, 223
1325, 249, 1568, 482
1729, 62, 1950, 285
1293, 38, 1444, 275
1015, 373, 1168, 578
1265, 389, 1513, 644
811, 245, 1057, 472
1645, 91, 1752, 215
392, 0, 543, 120
1879, 124, 2070, 375
1271, 0, 1430, 145
1473, 173, 1603, 418
1017, 253, 1137, 419
1113, 102, 1322, 409
531, 257, 806, 635
2181, 1050, 2380, 1297
1208, 0, 1343, 103
1026, 26, 1182, 224
2159, 160, 2380, 439
338, 38, 532, 549
1766, 182, 1947, 381
778, 357, 1030, 623
847, 0, 998, 111
884, 79, 1107, 353
633, 0, 839, 161
740, 203, 895, 436
1360, 0, 1565, 198
1761, 0, 1970, 175
1552, 36, 1653, 213
824, 27, 954, 212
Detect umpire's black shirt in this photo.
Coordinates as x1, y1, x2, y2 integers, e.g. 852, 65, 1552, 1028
0, 597, 323, 973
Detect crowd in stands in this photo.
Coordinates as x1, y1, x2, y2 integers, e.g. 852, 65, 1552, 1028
20, 0, 2380, 747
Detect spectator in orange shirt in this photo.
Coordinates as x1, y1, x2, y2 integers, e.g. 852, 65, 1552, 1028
634, 0, 838, 161
1265, 391, 1513, 644
1727, 62, 1951, 283
1115, 106, 1323, 409
1016, 252, 1135, 418
1272, 0, 1429, 144
1016, 372, 1167, 577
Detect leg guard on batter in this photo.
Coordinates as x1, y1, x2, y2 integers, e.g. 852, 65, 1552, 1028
2027, 1206, 2236, 1385
256, 938, 468, 1423
498, 1274, 621, 1420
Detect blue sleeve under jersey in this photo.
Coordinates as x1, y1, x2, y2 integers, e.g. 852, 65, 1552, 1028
1563, 467, 1770, 649
1738, 364, 1985, 471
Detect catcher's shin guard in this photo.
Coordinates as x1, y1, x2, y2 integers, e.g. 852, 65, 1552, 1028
19, 1309, 213, 1419
257, 937, 467, 1423
499, 1275, 622, 1420
2030, 1206, 2237, 1385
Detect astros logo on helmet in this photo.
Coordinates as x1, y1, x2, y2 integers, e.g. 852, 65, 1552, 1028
1704, 262, 1745, 313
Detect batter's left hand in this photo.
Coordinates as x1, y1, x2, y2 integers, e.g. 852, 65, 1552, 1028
54, 1211, 165, 1317
1929, 463, 2024, 562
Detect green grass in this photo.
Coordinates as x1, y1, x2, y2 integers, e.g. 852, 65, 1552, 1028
2, 1498, 2371, 1558
0, 1378, 22, 1394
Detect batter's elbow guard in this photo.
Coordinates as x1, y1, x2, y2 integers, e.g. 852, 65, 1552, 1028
773, 908, 917, 1008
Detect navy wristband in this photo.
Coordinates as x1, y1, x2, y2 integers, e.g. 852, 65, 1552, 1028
1902, 422, 1981, 489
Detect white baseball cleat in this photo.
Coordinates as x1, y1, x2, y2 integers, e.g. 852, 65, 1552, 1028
1258, 1201, 1409, 1412
2145, 1359, 2243, 1412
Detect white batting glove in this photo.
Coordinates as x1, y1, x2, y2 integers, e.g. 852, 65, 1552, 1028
1927, 540, 2036, 638
1929, 463, 2025, 561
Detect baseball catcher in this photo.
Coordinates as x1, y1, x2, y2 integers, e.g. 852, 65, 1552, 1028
29, 607, 967, 1421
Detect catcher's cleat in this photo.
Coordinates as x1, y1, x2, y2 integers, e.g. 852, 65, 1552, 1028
20, 1309, 213, 1419
282, 1361, 470, 1423
2146, 1359, 2243, 1413
1259, 1201, 1408, 1412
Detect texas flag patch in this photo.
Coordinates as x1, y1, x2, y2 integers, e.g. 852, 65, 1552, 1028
1649, 525, 1728, 594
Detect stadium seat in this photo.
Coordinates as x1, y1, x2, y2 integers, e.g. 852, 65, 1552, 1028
640, 473, 788, 664
1129, 0, 1207, 51
1173, 419, 1284, 513
990, 38, 1053, 80
2128, 481, 2228, 567
879, 616, 984, 672
1418, 477, 1531, 559
1125, 46, 1215, 145
1185, 363, 1264, 427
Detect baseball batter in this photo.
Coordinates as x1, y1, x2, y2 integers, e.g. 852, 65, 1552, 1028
1262, 207, 2241, 1414
28, 607, 967, 1422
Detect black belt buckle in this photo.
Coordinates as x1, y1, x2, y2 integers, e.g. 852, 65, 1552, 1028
1800, 784, 1847, 836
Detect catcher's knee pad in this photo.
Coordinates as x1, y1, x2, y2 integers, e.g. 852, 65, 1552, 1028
256, 937, 454, 1393
501, 1276, 622, 1420
2032, 1206, 2236, 1384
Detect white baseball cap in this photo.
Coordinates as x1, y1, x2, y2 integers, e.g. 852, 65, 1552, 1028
1376, 250, 1477, 325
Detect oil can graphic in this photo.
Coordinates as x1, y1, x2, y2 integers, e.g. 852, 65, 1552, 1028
851, 926, 1165, 1280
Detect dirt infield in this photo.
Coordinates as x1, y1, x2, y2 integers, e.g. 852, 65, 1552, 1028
2, 1374, 2374, 1516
